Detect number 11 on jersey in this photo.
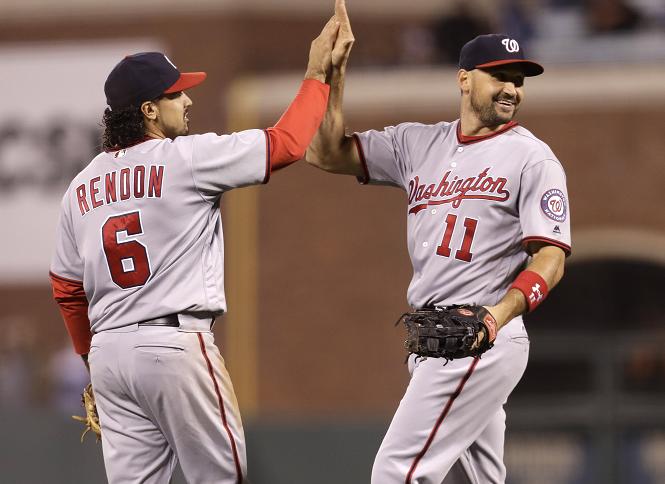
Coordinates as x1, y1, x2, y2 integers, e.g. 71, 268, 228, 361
436, 213, 478, 262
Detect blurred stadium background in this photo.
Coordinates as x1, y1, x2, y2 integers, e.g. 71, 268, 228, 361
1, 0, 665, 482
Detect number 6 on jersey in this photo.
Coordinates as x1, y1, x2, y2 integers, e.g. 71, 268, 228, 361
102, 211, 152, 289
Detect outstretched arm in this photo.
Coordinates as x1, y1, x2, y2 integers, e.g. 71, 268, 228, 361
305, 0, 363, 177
265, 9, 340, 172
486, 243, 566, 330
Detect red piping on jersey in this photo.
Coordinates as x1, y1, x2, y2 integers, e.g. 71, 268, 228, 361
262, 129, 271, 184
405, 357, 479, 484
197, 334, 243, 484
456, 121, 518, 145
353, 134, 370, 184
522, 236, 571, 256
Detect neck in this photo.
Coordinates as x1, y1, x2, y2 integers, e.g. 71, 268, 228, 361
144, 128, 166, 140
144, 120, 167, 140
459, 101, 511, 137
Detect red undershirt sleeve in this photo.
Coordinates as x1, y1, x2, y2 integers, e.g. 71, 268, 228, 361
265, 79, 330, 172
49, 272, 92, 355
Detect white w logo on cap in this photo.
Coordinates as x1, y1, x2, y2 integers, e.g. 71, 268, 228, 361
501, 38, 520, 53
163, 54, 178, 69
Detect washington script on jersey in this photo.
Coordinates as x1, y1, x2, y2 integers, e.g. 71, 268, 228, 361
408, 167, 510, 214
75, 164, 165, 216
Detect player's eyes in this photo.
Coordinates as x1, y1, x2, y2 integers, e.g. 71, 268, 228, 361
493, 73, 523, 87
163, 91, 183, 100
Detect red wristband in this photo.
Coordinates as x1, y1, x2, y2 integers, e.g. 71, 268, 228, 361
510, 270, 549, 312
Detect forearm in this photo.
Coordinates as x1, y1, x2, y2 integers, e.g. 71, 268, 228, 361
487, 245, 566, 330
50, 272, 93, 355
263, 12, 339, 172
305, 7, 361, 177
266, 79, 330, 171
307, 110, 361, 176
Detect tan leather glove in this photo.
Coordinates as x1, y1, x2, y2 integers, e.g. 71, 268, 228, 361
72, 383, 101, 442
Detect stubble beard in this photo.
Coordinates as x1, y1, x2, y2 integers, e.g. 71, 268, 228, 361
165, 122, 189, 139
470, 91, 518, 128
181, 115, 190, 136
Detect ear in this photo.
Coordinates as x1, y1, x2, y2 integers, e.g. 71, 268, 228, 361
457, 69, 471, 95
141, 101, 158, 121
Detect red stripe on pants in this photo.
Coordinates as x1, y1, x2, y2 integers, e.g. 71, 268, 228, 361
197, 333, 243, 483
405, 357, 480, 484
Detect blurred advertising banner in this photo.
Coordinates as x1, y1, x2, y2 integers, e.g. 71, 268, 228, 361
0, 40, 161, 283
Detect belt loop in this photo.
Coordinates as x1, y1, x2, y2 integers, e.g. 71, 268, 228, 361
177, 312, 215, 332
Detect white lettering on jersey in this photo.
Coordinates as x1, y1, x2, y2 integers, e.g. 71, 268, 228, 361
76, 165, 165, 216
502, 39, 520, 53
407, 167, 510, 213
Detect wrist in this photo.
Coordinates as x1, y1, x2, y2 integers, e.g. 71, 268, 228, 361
81, 353, 90, 371
484, 305, 510, 331
510, 270, 549, 312
485, 289, 528, 330
304, 69, 326, 83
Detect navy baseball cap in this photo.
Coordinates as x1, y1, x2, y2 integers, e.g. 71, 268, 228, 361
104, 52, 207, 110
459, 34, 544, 77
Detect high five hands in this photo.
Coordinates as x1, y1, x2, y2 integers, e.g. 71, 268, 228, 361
332, 0, 354, 74
305, 0, 355, 82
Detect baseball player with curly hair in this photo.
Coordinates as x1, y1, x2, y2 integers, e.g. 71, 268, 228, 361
307, 8, 570, 484
49, 5, 346, 482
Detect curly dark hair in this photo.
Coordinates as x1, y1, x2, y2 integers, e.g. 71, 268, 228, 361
101, 105, 145, 151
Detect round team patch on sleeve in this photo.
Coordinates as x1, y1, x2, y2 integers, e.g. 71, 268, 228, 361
540, 189, 567, 222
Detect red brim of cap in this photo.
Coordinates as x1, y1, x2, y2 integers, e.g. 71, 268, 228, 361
164, 72, 207, 93
476, 60, 544, 77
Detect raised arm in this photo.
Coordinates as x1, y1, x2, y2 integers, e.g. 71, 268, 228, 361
264, 10, 340, 173
486, 243, 566, 330
305, 0, 363, 177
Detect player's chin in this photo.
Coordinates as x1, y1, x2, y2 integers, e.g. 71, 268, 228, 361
493, 107, 516, 124
164, 124, 189, 139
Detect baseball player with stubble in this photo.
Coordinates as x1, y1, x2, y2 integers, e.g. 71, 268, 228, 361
48, 4, 350, 482
306, 7, 571, 484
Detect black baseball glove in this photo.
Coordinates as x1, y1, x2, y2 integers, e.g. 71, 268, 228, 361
398, 305, 498, 360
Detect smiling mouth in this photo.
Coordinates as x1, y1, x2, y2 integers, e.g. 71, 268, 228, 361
495, 99, 515, 107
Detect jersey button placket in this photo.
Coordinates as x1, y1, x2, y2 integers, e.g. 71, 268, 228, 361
452, 145, 464, 168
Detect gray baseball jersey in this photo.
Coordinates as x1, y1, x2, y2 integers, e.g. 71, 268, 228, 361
354, 119, 571, 484
50, 130, 267, 332
355, 120, 571, 310
50, 131, 267, 483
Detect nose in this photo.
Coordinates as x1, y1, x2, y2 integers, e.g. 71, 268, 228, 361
183, 93, 193, 107
502, 82, 517, 97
